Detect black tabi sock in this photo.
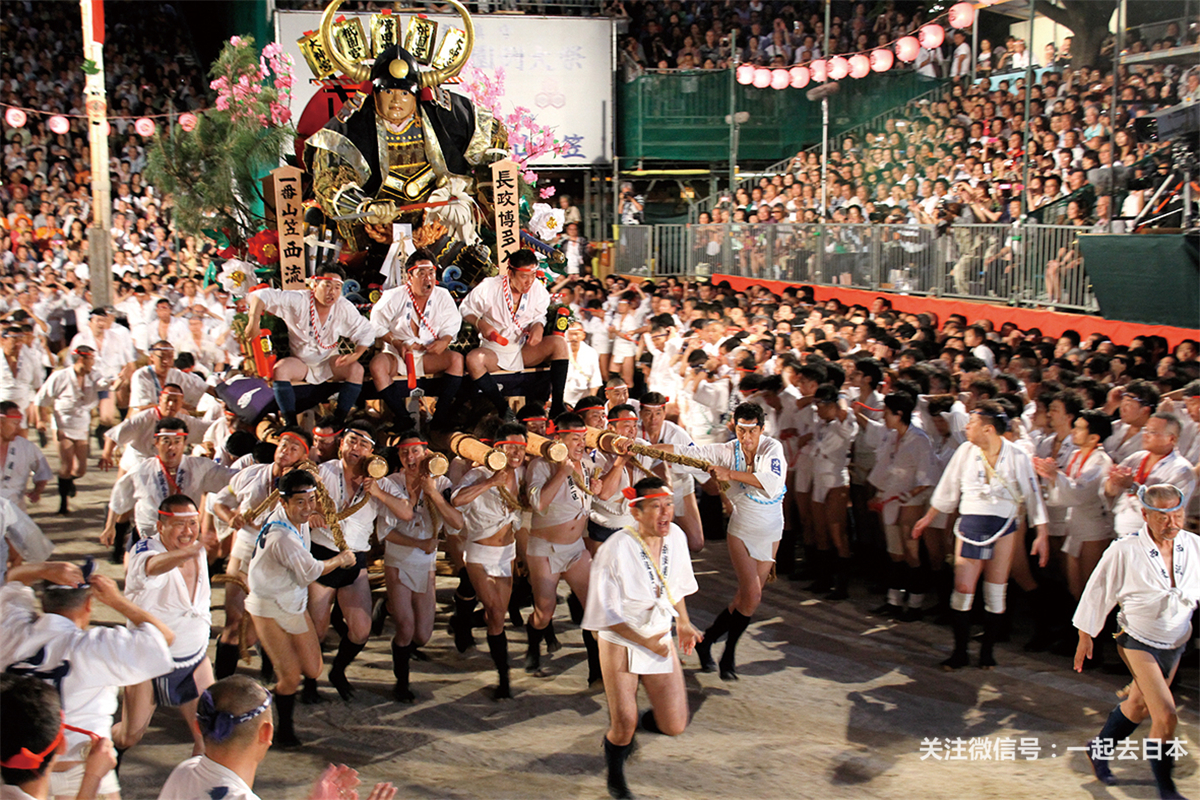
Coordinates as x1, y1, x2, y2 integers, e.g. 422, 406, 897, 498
548, 358, 569, 417
720, 609, 752, 671
335, 382, 363, 420
214, 642, 241, 680
473, 372, 509, 416
430, 374, 463, 427
379, 381, 410, 417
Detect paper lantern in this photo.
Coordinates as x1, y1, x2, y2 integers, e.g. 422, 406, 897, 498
48, 115, 69, 135
895, 36, 920, 62
752, 68, 771, 88
178, 112, 198, 132
135, 117, 156, 137
5, 108, 26, 128
789, 65, 810, 89
771, 69, 790, 90
828, 56, 850, 80
948, 2, 976, 29
849, 54, 871, 79
810, 59, 828, 82
919, 24, 945, 50
871, 48, 895, 72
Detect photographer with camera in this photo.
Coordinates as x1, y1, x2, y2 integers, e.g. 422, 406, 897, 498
618, 183, 644, 226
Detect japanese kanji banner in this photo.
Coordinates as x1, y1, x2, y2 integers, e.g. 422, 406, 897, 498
490, 158, 520, 270
272, 165, 306, 289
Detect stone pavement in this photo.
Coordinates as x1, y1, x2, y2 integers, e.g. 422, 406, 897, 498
31, 448, 1199, 800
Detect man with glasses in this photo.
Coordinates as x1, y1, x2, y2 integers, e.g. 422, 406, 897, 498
1104, 412, 1196, 538
306, 422, 413, 703
245, 265, 380, 427
34, 345, 103, 515
128, 340, 211, 414
461, 249, 571, 420
369, 248, 463, 428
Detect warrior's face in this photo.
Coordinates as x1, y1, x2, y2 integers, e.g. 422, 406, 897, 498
375, 88, 416, 125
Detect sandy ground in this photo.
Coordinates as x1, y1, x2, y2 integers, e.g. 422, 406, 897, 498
29, 446, 1200, 800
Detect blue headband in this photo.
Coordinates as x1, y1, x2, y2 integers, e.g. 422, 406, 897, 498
196, 691, 272, 743
1136, 484, 1186, 514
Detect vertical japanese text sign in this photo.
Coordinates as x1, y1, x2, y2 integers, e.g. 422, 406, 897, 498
490, 158, 520, 272
273, 165, 306, 289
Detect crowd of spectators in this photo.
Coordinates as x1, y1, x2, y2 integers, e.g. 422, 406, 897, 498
0, 1, 223, 354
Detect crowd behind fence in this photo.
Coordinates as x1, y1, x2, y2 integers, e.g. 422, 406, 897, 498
614, 222, 1099, 313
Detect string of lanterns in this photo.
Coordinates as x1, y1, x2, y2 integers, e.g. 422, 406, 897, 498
736, 0, 979, 91
2, 104, 199, 138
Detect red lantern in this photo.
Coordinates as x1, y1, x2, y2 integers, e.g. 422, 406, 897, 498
752, 68, 771, 88
736, 64, 755, 85
849, 54, 871, 79
5, 108, 26, 128
919, 24, 945, 50
895, 37, 920, 62
871, 48, 895, 72
179, 112, 198, 132
48, 115, 69, 135
810, 59, 828, 82
948, 2, 976, 29
789, 65, 810, 88
135, 117, 156, 137
828, 56, 850, 80
771, 69, 790, 90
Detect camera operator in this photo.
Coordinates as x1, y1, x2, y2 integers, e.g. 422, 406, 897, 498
618, 183, 644, 225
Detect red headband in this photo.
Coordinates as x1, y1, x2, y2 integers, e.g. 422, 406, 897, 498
398, 440, 428, 447
494, 439, 526, 447
159, 388, 184, 397
622, 488, 672, 503
312, 429, 342, 439
608, 415, 638, 422
2, 411, 23, 419
311, 275, 343, 283
279, 431, 310, 453
155, 430, 188, 438
521, 416, 548, 422
158, 509, 199, 517
0, 714, 96, 770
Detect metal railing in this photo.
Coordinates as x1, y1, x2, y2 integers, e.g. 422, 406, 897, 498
690, 79, 950, 220
614, 222, 1099, 313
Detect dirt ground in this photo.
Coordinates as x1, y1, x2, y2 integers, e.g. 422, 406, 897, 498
31, 449, 1199, 800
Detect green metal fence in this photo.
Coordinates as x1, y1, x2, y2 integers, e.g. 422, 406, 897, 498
618, 69, 943, 162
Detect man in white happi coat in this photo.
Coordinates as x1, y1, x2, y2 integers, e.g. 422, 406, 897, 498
0, 400, 51, 510
0, 326, 43, 424
689, 402, 787, 680
1104, 412, 1196, 538
209, 428, 313, 680
66, 308, 136, 417
379, 432, 463, 702
460, 249, 571, 419
368, 248, 463, 428
2, 560, 175, 800
101, 417, 235, 552
127, 340, 211, 413
99, 384, 212, 476
305, 421, 412, 703
245, 264, 379, 426
34, 346, 103, 515
111, 495, 215, 758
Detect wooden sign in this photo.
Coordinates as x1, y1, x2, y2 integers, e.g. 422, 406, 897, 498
490, 158, 520, 272
271, 165, 306, 289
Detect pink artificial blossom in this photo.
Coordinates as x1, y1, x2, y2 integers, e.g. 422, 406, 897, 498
215, 96, 230, 111
539, 186, 556, 199
522, 170, 538, 184
230, 36, 243, 46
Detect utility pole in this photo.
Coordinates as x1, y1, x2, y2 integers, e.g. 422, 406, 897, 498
81, 0, 112, 307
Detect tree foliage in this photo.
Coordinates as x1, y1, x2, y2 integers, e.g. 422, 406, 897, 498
144, 36, 295, 250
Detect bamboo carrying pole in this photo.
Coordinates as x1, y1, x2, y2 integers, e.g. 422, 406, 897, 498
525, 431, 569, 463
449, 433, 509, 471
